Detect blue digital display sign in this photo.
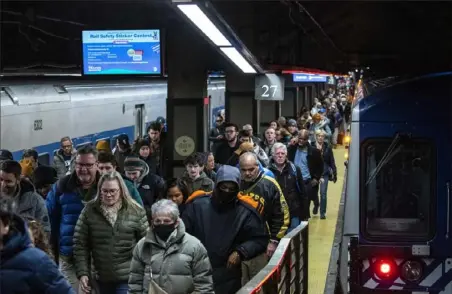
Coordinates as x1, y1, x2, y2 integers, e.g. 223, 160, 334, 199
292, 73, 328, 83
82, 30, 161, 75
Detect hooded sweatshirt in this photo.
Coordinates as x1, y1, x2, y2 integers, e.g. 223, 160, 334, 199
181, 171, 214, 196
182, 165, 268, 294
0, 215, 74, 294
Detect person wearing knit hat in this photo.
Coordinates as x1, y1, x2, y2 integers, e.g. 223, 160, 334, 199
286, 119, 298, 136
123, 156, 165, 217
132, 138, 158, 175
95, 140, 110, 153
33, 165, 58, 199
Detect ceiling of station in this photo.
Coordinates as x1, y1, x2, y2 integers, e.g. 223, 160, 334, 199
1, 0, 451, 77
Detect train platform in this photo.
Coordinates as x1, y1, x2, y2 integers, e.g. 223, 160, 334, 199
309, 147, 346, 294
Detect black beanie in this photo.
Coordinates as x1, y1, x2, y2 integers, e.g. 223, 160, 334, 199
34, 165, 58, 188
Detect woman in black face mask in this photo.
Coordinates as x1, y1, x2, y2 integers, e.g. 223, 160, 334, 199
129, 199, 215, 294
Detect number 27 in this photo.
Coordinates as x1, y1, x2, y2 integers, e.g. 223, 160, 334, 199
262, 85, 278, 97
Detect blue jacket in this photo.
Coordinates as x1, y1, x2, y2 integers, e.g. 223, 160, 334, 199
0, 214, 74, 294
46, 172, 143, 257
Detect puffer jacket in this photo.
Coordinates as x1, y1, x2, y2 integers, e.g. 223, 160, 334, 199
128, 219, 214, 294
14, 178, 50, 233
181, 171, 214, 195
53, 149, 76, 179
73, 199, 148, 282
0, 214, 74, 294
46, 172, 144, 257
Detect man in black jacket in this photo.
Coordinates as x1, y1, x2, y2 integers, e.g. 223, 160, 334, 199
182, 165, 268, 294
124, 156, 165, 217
269, 142, 309, 227
214, 123, 241, 165
288, 129, 324, 217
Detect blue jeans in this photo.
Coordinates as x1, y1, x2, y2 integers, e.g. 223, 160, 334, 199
320, 175, 329, 215
96, 281, 128, 294
287, 216, 301, 234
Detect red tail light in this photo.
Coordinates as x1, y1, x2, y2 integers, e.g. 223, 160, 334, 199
374, 259, 397, 280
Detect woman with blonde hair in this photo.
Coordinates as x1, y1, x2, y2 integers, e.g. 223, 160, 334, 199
73, 171, 148, 294
311, 129, 337, 219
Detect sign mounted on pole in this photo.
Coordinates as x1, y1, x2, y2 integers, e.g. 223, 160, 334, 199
174, 135, 195, 157
255, 74, 285, 101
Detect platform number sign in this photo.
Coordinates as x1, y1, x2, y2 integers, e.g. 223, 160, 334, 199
255, 74, 285, 101
34, 119, 43, 131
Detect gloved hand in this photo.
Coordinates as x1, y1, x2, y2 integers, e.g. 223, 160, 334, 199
333, 175, 337, 183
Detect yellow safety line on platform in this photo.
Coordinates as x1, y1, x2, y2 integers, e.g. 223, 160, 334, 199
309, 148, 346, 294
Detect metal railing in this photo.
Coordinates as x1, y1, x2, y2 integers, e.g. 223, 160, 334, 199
236, 221, 309, 294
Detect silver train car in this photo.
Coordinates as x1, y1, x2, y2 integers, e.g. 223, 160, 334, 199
0, 78, 225, 164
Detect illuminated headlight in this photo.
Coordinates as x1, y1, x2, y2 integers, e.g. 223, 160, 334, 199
400, 260, 423, 282
344, 136, 351, 143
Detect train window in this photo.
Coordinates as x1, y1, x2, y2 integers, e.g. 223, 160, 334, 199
363, 139, 434, 238
38, 153, 50, 166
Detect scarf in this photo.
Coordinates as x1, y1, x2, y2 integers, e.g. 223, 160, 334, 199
100, 200, 123, 227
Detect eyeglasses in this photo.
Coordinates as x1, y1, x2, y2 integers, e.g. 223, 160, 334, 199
75, 162, 96, 170
101, 189, 119, 195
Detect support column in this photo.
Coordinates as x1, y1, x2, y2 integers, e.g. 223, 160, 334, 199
225, 73, 257, 132
166, 26, 209, 178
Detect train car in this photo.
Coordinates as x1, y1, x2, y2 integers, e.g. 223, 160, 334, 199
0, 78, 225, 165
337, 72, 452, 293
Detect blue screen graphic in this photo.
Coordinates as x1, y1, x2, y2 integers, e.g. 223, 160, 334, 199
82, 30, 161, 75
292, 73, 328, 83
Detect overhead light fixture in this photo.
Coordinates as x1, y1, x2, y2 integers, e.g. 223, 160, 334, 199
177, 4, 231, 46
220, 47, 256, 74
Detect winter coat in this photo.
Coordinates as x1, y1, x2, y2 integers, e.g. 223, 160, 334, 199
182, 166, 269, 294
46, 172, 143, 257
73, 200, 148, 282
128, 219, 214, 294
0, 214, 74, 294
53, 149, 76, 179
129, 159, 165, 217
14, 179, 50, 233
181, 171, 215, 196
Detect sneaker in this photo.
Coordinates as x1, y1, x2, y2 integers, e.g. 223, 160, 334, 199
320, 214, 326, 219
313, 206, 319, 215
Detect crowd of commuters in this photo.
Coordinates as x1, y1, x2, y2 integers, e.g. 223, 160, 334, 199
0, 92, 351, 294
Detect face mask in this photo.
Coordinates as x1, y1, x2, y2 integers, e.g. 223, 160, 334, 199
153, 224, 176, 241
214, 189, 237, 205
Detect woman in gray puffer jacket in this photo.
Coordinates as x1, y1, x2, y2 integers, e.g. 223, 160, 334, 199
128, 199, 214, 294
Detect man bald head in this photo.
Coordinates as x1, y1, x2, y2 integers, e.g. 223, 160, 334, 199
239, 152, 259, 182
297, 129, 310, 147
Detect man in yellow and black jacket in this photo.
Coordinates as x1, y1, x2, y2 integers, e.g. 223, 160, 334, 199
237, 152, 290, 284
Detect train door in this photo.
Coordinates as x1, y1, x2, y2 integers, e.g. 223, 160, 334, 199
134, 104, 145, 139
